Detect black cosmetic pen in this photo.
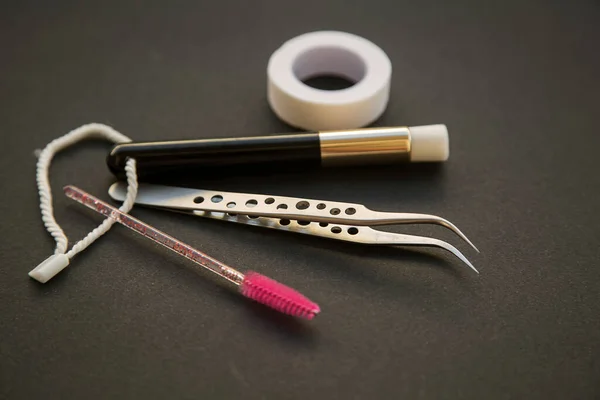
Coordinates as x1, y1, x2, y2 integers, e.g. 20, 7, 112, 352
107, 125, 449, 177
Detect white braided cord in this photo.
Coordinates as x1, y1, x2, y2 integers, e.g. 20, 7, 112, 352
35, 123, 138, 259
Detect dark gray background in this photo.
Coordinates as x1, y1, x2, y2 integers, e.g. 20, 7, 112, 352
1, 1, 599, 399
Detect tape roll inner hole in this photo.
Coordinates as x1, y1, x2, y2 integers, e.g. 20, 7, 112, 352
292, 46, 366, 91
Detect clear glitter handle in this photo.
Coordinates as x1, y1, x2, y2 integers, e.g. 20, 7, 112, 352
63, 185, 245, 285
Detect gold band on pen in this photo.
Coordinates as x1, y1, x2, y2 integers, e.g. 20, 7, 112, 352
318, 127, 411, 166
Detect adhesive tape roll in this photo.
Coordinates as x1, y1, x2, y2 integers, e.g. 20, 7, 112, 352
267, 31, 392, 131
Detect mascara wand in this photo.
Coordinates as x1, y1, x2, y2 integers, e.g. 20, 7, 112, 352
61, 185, 321, 320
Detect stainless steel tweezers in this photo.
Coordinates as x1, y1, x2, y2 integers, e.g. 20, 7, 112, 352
109, 182, 479, 273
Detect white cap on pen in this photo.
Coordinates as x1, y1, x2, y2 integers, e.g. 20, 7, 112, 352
409, 124, 449, 162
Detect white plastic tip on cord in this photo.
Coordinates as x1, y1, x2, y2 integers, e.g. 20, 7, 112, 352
29, 254, 70, 283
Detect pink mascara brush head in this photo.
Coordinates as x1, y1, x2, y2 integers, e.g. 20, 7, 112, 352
240, 271, 320, 320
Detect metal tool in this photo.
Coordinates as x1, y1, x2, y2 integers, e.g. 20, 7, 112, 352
109, 182, 479, 273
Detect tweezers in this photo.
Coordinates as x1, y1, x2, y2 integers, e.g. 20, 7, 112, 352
109, 182, 479, 273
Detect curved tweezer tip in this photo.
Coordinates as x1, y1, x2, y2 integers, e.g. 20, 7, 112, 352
438, 240, 479, 274
398, 213, 479, 253
374, 230, 479, 273
418, 236, 479, 274
434, 217, 480, 253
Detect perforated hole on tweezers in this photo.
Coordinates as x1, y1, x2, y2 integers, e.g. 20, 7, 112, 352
296, 201, 310, 210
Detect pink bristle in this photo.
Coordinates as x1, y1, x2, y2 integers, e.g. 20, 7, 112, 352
240, 271, 320, 320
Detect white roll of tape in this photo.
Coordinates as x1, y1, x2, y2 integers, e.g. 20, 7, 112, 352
267, 31, 392, 131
